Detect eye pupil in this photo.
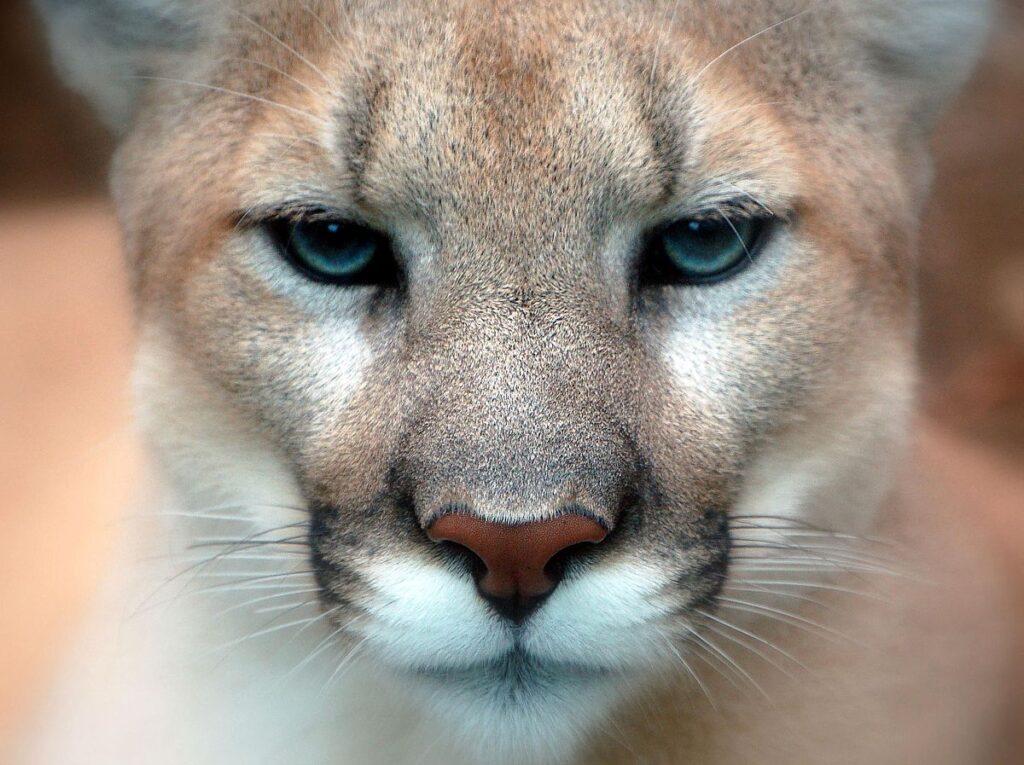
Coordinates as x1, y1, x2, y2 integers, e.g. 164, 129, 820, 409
269, 217, 396, 286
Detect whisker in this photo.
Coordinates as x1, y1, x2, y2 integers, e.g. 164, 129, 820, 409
191, 570, 317, 588
193, 582, 318, 593
248, 596, 321, 625
154, 513, 254, 524
188, 534, 310, 551
203, 612, 330, 657
686, 642, 739, 696
730, 532, 895, 551
221, 587, 323, 616
716, 204, 756, 265
232, 10, 333, 86
709, 177, 775, 215
731, 579, 887, 602
127, 502, 308, 524
690, 631, 770, 700
694, 608, 809, 673
730, 526, 900, 553
716, 596, 860, 646
125, 76, 328, 126
698, 620, 797, 682
136, 575, 318, 611
725, 584, 836, 612
300, 1, 347, 50
279, 606, 345, 660
287, 615, 365, 681
172, 552, 309, 564
729, 515, 897, 546
729, 539, 903, 572
255, 598, 322, 615
655, 627, 717, 711
691, 8, 815, 87
167, 521, 310, 572
320, 636, 370, 696
134, 522, 311, 613
729, 557, 900, 577
220, 56, 321, 97
194, 570, 316, 579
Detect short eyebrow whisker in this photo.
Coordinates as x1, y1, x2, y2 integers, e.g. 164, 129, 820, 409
691, 7, 817, 88
230, 10, 334, 88
124, 75, 329, 128
708, 178, 776, 217
217, 56, 323, 98
298, 1, 349, 51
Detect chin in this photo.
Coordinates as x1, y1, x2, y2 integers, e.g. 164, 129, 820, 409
399, 652, 634, 765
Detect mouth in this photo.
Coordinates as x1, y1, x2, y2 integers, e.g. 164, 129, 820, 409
407, 646, 617, 687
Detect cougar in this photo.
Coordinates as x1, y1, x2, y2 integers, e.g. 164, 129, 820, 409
23, 1, 1014, 764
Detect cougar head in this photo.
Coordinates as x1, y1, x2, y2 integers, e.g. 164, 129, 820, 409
37, 0, 988, 760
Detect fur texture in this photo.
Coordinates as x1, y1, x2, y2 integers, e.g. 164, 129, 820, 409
24, 1, 999, 764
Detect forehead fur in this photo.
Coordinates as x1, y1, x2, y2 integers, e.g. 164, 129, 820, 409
112, 0, 910, 303
36, 0, 989, 139
119, 1, 817, 224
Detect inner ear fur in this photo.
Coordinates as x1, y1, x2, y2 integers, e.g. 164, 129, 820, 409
848, 0, 991, 131
33, 0, 220, 131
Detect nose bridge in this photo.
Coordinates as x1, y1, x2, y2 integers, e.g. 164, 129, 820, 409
403, 292, 637, 528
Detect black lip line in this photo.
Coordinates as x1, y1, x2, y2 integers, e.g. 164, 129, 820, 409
405, 647, 617, 681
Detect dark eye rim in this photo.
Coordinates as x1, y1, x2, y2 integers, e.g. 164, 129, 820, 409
639, 212, 776, 287
263, 216, 401, 287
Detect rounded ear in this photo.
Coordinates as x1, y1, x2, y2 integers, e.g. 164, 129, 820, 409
32, 0, 219, 132
849, 0, 992, 131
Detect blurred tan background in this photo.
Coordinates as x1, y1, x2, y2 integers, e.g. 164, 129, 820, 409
1, 0, 1022, 758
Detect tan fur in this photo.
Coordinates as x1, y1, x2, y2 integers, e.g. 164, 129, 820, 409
28, 1, 1007, 764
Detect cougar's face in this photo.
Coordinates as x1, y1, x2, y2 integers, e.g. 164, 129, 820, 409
125, 0, 917, 751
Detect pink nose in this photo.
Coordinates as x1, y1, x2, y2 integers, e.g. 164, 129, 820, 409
426, 513, 608, 621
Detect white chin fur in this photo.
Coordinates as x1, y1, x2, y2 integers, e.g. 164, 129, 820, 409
359, 556, 676, 763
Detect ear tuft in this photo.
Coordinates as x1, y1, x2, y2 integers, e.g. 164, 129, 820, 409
33, 0, 212, 131
850, 0, 991, 129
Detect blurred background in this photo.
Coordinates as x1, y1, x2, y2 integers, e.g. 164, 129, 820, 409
1, 0, 1022, 758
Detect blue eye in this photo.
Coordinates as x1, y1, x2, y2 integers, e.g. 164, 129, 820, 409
645, 214, 770, 285
271, 218, 396, 285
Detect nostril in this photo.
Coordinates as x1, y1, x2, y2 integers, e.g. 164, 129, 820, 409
426, 510, 609, 622
542, 539, 602, 584
437, 539, 488, 580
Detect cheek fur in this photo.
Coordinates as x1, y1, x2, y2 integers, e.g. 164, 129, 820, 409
182, 246, 376, 452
